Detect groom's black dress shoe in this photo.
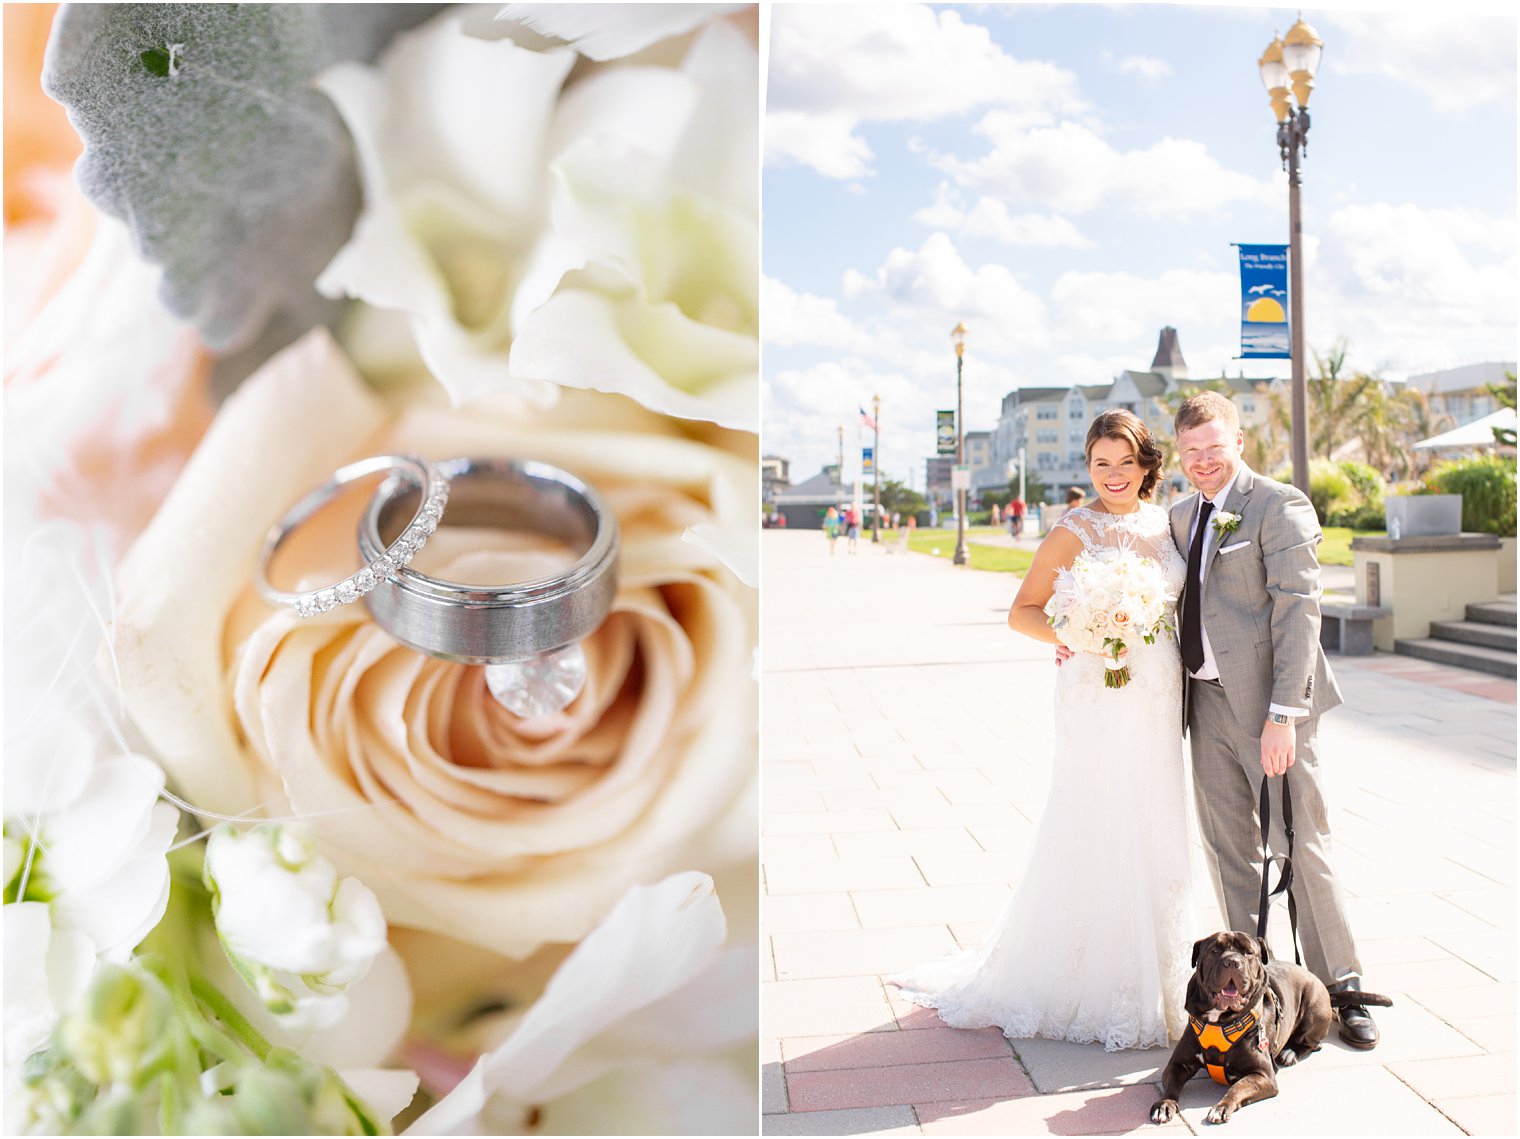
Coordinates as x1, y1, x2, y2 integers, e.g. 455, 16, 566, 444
1331, 982, 1380, 1050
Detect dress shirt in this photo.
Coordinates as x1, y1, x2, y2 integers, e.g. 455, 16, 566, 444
1185, 469, 1309, 719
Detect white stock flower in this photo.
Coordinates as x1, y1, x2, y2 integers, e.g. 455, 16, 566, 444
204, 824, 388, 1029
3, 902, 95, 1072
315, 7, 757, 430
409, 872, 756, 1136
4, 738, 177, 964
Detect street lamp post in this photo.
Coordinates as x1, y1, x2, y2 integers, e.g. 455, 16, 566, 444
951, 323, 969, 566
871, 393, 882, 543
1260, 17, 1323, 495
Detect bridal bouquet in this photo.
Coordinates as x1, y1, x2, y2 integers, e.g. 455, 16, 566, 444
5, 4, 757, 1135
1045, 548, 1174, 689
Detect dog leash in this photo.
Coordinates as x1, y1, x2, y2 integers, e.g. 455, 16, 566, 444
1256, 772, 1302, 966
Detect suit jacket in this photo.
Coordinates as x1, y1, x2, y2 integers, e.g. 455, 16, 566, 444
1170, 466, 1343, 734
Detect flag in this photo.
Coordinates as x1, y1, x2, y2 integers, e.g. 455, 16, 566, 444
859, 406, 877, 432
1237, 243, 1290, 359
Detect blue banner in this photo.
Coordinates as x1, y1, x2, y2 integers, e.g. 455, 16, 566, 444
862, 446, 874, 475
1238, 244, 1290, 359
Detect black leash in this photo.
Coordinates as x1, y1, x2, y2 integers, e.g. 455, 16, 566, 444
1256, 771, 1302, 966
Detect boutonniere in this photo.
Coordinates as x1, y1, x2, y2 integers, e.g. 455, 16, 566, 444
1212, 510, 1242, 538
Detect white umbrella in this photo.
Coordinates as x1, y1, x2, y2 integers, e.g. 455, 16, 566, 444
1412, 408, 1517, 451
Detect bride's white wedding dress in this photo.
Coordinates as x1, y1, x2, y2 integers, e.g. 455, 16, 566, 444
891, 503, 1197, 1051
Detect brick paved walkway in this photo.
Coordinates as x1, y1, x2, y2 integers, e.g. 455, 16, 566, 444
761, 530, 1515, 1136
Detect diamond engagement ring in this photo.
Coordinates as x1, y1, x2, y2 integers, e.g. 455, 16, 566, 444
357, 456, 619, 717
256, 454, 449, 618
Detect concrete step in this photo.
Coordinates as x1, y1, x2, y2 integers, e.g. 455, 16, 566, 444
1467, 598, 1518, 628
1395, 637, 1518, 678
1429, 619, 1519, 652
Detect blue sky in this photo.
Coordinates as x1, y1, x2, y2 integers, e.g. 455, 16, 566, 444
762, 3, 1517, 489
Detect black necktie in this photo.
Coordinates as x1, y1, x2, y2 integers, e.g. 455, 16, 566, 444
1181, 499, 1214, 674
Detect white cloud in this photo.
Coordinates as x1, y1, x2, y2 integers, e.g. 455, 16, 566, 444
765, 4, 1084, 179
962, 199, 1092, 249
937, 118, 1279, 217
764, 110, 874, 180
912, 183, 1092, 248
841, 232, 1050, 354
1050, 267, 1238, 352
1326, 12, 1517, 113
1100, 50, 1173, 82
761, 277, 874, 352
1310, 201, 1517, 371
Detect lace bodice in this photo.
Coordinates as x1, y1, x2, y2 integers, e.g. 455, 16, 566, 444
1053, 504, 1186, 594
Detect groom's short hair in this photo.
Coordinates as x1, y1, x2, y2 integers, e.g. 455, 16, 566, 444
1174, 390, 1239, 435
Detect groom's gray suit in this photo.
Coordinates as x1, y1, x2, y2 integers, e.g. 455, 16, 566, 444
1170, 464, 1362, 989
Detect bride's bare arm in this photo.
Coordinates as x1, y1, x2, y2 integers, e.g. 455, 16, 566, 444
1007, 527, 1083, 644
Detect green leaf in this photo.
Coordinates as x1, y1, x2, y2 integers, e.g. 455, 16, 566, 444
138, 46, 172, 77
43, 4, 442, 360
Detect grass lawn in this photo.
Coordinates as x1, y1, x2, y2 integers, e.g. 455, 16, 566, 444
1320, 526, 1385, 567
897, 527, 1037, 575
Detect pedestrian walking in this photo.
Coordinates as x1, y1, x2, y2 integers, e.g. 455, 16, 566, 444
823, 506, 840, 555
844, 504, 861, 554
1010, 497, 1026, 538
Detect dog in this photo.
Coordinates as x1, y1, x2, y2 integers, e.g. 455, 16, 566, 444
1150, 931, 1334, 1126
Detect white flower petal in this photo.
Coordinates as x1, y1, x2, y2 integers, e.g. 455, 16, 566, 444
49, 798, 175, 960
340, 1067, 422, 1127
527, 1060, 755, 1136
408, 872, 724, 1135
682, 525, 757, 588
496, 4, 746, 62
508, 289, 757, 430
4, 902, 95, 1069
672, 21, 759, 219
316, 13, 574, 409
42, 753, 165, 894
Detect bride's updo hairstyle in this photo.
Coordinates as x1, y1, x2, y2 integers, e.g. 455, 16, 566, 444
1084, 409, 1164, 499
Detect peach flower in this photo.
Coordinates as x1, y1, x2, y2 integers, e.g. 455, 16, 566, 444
112, 329, 756, 957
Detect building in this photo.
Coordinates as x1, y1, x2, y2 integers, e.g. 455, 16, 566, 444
761, 455, 790, 505
772, 469, 849, 530
1405, 362, 1515, 427
964, 430, 993, 490
924, 456, 953, 506
989, 328, 1284, 502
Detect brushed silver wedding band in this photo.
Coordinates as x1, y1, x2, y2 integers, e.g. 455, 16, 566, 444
256, 453, 449, 618
357, 456, 619, 664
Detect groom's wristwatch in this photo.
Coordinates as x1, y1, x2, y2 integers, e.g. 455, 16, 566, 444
1266, 711, 1293, 726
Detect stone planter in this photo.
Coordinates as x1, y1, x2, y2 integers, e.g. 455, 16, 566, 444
1385, 494, 1462, 539
1501, 536, 1517, 594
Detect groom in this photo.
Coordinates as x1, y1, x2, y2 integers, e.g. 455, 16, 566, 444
1170, 391, 1378, 1049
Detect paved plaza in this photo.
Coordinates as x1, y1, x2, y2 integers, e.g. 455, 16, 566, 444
761, 529, 1516, 1137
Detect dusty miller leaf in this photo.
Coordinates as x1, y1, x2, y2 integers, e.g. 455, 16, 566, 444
43, 4, 441, 359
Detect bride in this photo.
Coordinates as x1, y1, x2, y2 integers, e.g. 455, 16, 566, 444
891, 409, 1197, 1051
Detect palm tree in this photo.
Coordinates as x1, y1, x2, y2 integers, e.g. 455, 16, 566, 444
1270, 338, 1382, 462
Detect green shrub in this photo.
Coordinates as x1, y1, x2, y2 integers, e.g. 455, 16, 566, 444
1337, 460, 1384, 508
1304, 460, 1354, 524
1424, 454, 1517, 537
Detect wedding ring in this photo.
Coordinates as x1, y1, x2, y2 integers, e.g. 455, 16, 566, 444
256, 454, 449, 618
357, 456, 619, 716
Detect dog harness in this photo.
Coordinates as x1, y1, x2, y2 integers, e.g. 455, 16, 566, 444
1188, 1009, 1260, 1085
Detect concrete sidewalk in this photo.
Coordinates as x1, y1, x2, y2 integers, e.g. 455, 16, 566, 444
761, 530, 1515, 1136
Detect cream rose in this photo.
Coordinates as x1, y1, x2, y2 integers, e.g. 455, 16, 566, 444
113, 330, 757, 958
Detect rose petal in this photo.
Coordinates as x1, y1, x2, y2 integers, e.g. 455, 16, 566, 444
495, 4, 747, 61
407, 871, 724, 1135
116, 329, 388, 813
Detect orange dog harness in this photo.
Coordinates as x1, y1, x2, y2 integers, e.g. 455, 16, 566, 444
1187, 1009, 1260, 1085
